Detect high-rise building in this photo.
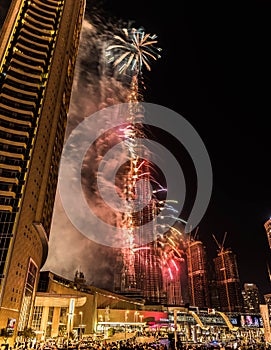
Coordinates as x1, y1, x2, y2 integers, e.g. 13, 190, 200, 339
264, 218, 271, 249
106, 29, 164, 304
213, 247, 243, 313
118, 109, 164, 304
264, 293, 271, 318
187, 239, 210, 308
0, 0, 85, 340
242, 283, 260, 313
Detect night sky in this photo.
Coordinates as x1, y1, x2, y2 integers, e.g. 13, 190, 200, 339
86, 0, 271, 299
0, 0, 12, 30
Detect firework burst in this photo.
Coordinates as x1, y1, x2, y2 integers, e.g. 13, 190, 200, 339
106, 27, 162, 75
156, 225, 186, 281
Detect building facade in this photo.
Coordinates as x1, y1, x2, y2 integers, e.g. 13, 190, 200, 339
264, 218, 271, 250
0, 0, 85, 340
213, 248, 244, 313
33, 272, 264, 345
33, 271, 144, 340
187, 240, 210, 308
242, 283, 260, 314
263, 294, 271, 321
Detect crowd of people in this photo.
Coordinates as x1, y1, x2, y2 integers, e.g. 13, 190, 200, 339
5, 340, 271, 350
3, 333, 271, 350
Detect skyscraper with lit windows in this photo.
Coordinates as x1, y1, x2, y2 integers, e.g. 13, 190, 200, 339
187, 239, 210, 308
242, 283, 260, 313
0, 0, 85, 341
213, 247, 243, 313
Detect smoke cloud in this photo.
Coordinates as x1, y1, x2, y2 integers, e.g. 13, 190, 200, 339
43, 13, 130, 289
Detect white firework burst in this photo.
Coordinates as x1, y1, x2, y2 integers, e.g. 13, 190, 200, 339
106, 27, 162, 75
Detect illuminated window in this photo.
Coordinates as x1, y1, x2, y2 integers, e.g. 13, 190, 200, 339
18, 258, 38, 331
32, 306, 43, 330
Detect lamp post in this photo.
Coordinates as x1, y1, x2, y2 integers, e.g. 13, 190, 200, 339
79, 311, 83, 340
125, 310, 129, 322
66, 314, 71, 347
174, 309, 177, 350
125, 311, 129, 340
139, 315, 144, 335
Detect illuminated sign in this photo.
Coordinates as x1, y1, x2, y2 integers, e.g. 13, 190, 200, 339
240, 315, 261, 328
6, 318, 16, 334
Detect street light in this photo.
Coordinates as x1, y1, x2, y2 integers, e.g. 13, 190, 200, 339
79, 311, 83, 340
134, 311, 139, 322
125, 311, 129, 340
125, 310, 129, 322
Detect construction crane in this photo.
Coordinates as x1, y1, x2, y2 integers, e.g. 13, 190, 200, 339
212, 231, 227, 253
188, 226, 199, 243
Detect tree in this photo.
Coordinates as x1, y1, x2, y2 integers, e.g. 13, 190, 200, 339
17, 327, 36, 342
107, 328, 115, 337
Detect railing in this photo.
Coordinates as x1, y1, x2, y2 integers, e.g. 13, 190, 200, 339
216, 311, 239, 331
188, 310, 209, 330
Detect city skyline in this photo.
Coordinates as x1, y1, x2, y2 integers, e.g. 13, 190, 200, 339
43, 0, 271, 303
0, 0, 270, 345
91, 0, 271, 297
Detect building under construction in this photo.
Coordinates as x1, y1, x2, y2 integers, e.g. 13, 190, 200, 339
213, 239, 244, 313
187, 238, 210, 308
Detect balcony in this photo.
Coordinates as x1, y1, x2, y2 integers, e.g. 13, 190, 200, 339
33, 0, 60, 13
19, 27, 52, 46
2, 83, 39, 101
27, 10, 54, 29
11, 57, 44, 75
5, 76, 40, 93
17, 34, 50, 52
16, 42, 48, 60
1, 93, 37, 111
0, 176, 19, 185
0, 101, 35, 118
13, 48, 46, 67
30, 3, 57, 20
0, 190, 16, 198
0, 162, 22, 172
0, 114, 32, 127
0, 150, 24, 160
0, 137, 27, 149
23, 19, 52, 37
6, 66, 42, 85
0, 205, 13, 212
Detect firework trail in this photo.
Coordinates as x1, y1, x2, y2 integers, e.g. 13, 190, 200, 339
103, 25, 163, 300
103, 22, 189, 304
